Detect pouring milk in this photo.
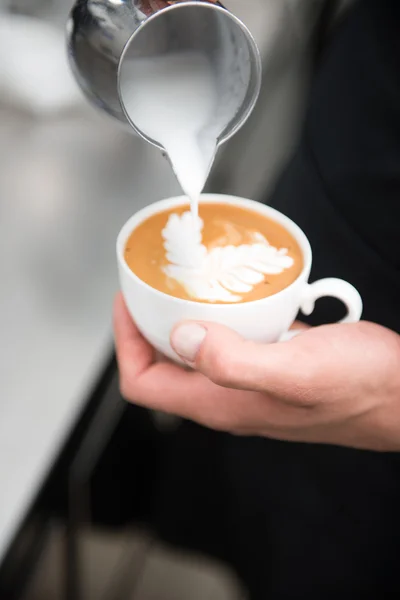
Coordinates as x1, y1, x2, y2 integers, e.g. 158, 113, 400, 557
119, 51, 282, 304
120, 51, 220, 220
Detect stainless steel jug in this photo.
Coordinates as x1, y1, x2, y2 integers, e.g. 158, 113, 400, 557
67, 0, 262, 151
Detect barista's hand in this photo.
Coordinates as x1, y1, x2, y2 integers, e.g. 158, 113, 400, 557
114, 293, 400, 451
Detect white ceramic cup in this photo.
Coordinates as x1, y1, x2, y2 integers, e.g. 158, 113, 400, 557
117, 194, 363, 362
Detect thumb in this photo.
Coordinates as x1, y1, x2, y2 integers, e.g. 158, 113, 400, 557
170, 321, 302, 393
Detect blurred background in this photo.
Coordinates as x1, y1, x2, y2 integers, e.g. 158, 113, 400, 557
0, 1, 351, 598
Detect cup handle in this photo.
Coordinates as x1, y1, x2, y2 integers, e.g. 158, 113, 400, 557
280, 278, 363, 342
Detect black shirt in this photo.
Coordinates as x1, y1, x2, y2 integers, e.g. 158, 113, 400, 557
152, 2, 400, 598
270, 0, 400, 332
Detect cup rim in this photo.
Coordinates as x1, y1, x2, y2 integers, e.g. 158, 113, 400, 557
117, 194, 312, 309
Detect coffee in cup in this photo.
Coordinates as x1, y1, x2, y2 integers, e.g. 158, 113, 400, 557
124, 202, 304, 304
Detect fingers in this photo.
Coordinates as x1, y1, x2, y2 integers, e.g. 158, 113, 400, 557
113, 294, 242, 426
118, 355, 303, 435
114, 294, 197, 416
171, 321, 307, 395
130, 361, 259, 430
113, 295, 325, 432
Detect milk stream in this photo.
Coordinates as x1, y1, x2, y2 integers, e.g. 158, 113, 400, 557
120, 51, 219, 221
120, 51, 292, 302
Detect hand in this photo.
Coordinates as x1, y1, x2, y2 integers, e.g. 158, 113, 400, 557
114, 293, 400, 451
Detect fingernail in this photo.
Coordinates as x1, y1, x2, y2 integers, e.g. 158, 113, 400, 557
171, 324, 207, 362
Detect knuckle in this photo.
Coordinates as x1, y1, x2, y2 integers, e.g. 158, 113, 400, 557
205, 350, 236, 386
291, 384, 320, 408
273, 367, 321, 408
289, 363, 321, 407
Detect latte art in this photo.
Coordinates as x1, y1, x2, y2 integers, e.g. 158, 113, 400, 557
162, 212, 294, 303
124, 202, 303, 304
